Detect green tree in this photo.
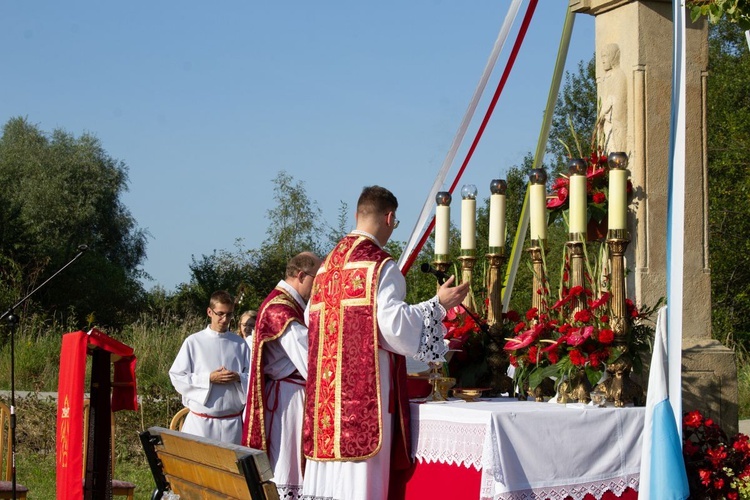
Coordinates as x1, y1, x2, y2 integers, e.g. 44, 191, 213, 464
706, 19, 750, 351
547, 55, 598, 174
0, 117, 148, 328
261, 170, 325, 259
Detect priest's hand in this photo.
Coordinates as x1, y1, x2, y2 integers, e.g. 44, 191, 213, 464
437, 275, 470, 310
210, 366, 240, 384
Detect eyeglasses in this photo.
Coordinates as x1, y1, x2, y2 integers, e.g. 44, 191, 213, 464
392, 216, 400, 229
303, 271, 316, 279
210, 309, 234, 318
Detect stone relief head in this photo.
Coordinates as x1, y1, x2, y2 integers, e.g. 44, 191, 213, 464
601, 43, 621, 71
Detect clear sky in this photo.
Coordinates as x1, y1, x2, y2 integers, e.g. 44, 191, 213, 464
1, 2, 594, 292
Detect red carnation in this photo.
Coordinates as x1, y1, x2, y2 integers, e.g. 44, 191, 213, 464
699, 469, 712, 486
569, 349, 586, 366
504, 310, 520, 323
600, 314, 609, 323
592, 192, 606, 204
547, 350, 559, 364
684, 410, 704, 428
598, 329, 615, 345
526, 308, 538, 321
574, 309, 592, 323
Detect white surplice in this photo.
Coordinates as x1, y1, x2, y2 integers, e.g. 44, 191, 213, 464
261, 280, 309, 499
302, 230, 447, 500
169, 326, 250, 444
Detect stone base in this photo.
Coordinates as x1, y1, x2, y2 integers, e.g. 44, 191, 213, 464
682, 339, 738, 435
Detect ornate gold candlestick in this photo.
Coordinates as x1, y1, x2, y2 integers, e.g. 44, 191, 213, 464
527, 240, 547, 316
486, 253, 504, 325
596, 227, 643, 407
566, 236, 586, 316
457, 254, 476, 311
485, 252, 513, 396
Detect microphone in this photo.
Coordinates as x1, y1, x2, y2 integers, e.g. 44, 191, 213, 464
77, 244, 89, 252
420, 263, 448, 285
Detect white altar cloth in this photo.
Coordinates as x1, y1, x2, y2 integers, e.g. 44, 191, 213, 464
410, 398, 644, 500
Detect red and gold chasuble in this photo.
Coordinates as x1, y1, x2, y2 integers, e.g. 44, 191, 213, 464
242, 286, 305, 450
304, 234, 410, 462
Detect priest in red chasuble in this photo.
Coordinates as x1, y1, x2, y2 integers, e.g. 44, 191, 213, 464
301, 186, 470, 500
243, 251, 322, 499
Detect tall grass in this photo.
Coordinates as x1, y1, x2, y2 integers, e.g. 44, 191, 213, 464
1, 310, 748, 498
0, 310, 206, 498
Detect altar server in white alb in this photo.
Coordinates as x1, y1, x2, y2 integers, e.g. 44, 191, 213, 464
169, 290, 250, 444
301, 186, 470, 500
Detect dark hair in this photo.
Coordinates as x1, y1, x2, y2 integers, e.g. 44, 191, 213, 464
286, 252, 318, 278
356, 186, 398, 217
209, 290, 234, 308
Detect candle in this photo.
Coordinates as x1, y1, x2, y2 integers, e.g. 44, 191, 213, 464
460, 185, 478, 251
529, 169, 547, 242
435, 191, 451, 258
607, 152, 629, 230
568, 159, 588, 236
489, 179, 507, 251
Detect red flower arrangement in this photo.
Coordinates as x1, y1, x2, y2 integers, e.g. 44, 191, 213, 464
442, 306, 490, 387
503, 238, 657, 396
546, 150, 634, 236
683, 410, 750, 499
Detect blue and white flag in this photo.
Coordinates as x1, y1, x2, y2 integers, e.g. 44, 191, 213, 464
639, 306, 689, 500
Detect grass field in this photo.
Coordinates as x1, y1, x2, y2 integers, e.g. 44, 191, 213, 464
0, 313, 747, 498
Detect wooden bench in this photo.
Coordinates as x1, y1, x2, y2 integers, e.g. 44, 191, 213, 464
140, 427, 279, 500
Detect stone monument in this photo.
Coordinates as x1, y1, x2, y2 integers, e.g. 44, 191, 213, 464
570, 0, 738, 433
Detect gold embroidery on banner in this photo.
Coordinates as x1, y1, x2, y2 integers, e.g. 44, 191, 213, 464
59, 395, 71, 468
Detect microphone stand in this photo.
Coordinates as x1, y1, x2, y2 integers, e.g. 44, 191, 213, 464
0, 245, 88, 499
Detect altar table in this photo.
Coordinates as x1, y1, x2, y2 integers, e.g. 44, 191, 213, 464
390, 398, 643, 500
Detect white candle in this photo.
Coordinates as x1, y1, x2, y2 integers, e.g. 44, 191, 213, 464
489, 194, 506, 247
435, 204, 450, 256
608, 167, 628, 230
569, 174, 587, 235
461, 198, 476, 250
489, 179, 507, 249
528, 170, 547, 242
529, 184, 547, 241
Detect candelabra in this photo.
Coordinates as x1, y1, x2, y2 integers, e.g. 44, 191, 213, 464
595, 151, 644, 407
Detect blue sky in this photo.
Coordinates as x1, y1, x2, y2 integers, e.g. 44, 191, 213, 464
1, 2, 594, 292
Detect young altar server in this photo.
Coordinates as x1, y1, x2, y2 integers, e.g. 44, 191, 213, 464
243, 252, 321, 499
301, 186, 469, 500
169, 290, 250, 444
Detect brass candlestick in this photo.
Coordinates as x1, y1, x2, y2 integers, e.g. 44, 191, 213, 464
486, 253, 504, 325
457, 254, 476, 312
485, 252, 513, 397
595, 228, 643, 407
607, 228, 630, 343
527, 240, 547, 316
566, 235, 586, 317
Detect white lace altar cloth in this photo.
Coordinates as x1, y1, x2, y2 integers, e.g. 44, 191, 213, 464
409, 398, 644, 500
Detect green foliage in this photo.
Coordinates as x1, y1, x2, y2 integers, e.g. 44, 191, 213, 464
706, 19, 750, 352
261, 170, 325, 259
0, 117, 148, 328
689, 0, 750, 30
547, 55, 598, 176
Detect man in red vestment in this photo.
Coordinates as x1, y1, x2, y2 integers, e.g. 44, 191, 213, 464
244, 251, 321, 499
301, 186, 469, 500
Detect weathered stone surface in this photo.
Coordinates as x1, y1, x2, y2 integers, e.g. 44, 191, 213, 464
570, 0, 738, 432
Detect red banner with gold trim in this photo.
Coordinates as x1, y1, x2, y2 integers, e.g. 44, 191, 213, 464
55, 329, 137, 500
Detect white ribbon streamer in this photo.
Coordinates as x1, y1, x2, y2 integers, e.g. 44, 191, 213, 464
398, 0, 524, 270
